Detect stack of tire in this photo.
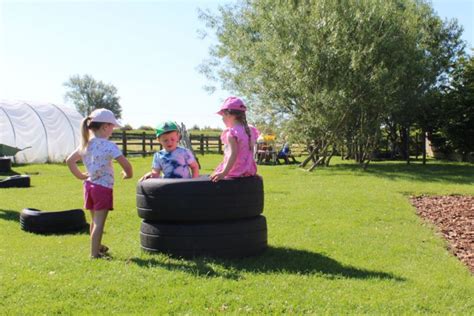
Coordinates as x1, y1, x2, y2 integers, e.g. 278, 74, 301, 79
136, 175, 267, 258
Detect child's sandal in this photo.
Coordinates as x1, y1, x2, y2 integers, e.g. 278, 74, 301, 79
90, 253, 111, 260
99, 245, 109, 254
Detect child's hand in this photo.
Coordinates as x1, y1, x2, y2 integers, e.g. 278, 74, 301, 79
139, 172, 152, 182
210, 172, 226, 182
79, 172, 89, 180
122, 170, 132, 179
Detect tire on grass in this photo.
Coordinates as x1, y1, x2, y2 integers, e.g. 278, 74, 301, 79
0, 158, 12, 172
20, 208, 88, 234
137, 175, 264, 221
0, 175, 30, 188
140, 215, 268, 258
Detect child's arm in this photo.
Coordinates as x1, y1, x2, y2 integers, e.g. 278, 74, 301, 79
189, 161, 199, 178
66, 149, 88, 180
116, 155, 133, 179
139, 168, 161, 181
211, 136, 238, 182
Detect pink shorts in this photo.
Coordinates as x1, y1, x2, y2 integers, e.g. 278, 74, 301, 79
84, 181, 113, 211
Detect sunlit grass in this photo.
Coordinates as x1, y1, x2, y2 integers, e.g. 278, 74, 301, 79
0, 155, 473, 314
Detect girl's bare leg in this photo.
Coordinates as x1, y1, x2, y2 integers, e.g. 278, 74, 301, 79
90, 210, 109, 258
89, 210, 95, 235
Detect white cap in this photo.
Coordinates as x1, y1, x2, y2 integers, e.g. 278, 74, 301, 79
89, 108, 121, 127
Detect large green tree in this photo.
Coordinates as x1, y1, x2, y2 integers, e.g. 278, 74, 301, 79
435, 54, 474, 161
200, 0, 464, 170
63, 74, 122, 118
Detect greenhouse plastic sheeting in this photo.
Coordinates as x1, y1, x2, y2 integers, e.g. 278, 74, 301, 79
0, 100, 83, 163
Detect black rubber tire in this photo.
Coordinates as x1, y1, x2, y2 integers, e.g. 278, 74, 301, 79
0, 175, 30, 188
140, 216, 268, 258
137, 175, 264, 221
20, 208, 88, 234
0, 158, 12, 172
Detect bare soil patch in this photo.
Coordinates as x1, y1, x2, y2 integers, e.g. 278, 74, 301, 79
410, 195, 473, 273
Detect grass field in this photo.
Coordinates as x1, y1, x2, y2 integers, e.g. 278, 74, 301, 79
1, 156, 473, 314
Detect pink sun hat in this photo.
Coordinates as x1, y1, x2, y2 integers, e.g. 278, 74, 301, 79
217, 96, 247, 115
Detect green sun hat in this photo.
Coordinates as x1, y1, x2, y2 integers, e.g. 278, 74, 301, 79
155, 121, 179, 137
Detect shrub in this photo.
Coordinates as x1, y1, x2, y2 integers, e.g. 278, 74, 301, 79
120, 124, 133, 131
138, 125, 155, 131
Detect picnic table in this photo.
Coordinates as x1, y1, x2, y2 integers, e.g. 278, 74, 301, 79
256, 149, 278, 165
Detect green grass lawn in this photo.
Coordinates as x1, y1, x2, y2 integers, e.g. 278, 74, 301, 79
1, 156, 473, 314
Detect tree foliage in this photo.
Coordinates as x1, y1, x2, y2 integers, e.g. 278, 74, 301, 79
200, 0, 465, 169
433, 54, 474, 160
63, 74, 122, 118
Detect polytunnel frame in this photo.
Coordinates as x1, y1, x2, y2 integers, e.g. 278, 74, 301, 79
0, 106, 16, 144
51, 103, 78, 149
24, 102, 80, 161
24, 102, 49, 159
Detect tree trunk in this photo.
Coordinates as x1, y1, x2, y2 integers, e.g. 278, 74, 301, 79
422, 128, 427, 165
400, 126, 410, 164
304, 111, 350, 171
363, 158, 372, 170
405, 125, 410, 165
415, 133, 419, 160
326, 145, 336, 167
386, 122, 399, 159
299, 145, 319, 168
308, 141, 331, 171
344, 139, 353, 160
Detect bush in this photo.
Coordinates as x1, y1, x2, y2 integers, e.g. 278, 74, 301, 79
120, 124, 133, 131
138, 125, 155, 131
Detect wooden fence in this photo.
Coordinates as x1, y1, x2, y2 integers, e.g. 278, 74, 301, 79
110, 131, 311, 158
110, 131, 222, 156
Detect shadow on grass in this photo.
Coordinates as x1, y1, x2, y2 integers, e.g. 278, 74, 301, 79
331, 161, 474, 185
21, 224, 91, 236
129, 246, 404, 281
0, 170, 21, 177
0, 209, 20, 222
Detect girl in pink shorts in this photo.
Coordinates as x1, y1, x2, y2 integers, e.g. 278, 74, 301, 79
210, 97, 260, 182
66, 109, 133, 259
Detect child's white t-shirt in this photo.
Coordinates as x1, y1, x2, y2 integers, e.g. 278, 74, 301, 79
81, 138, 123, 188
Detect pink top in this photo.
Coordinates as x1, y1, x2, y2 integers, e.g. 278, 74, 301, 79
215, 124, 260, 178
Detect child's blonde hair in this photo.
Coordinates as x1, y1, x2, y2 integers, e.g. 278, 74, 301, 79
80, 117, 108, 152
225, 109, 252, 150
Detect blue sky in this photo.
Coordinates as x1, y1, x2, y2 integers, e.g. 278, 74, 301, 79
0, 0, 472, 129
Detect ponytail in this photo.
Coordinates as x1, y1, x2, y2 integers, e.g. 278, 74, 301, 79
80, 117, 91, 152
229, 110, 252, 151
241, 115, 252, 151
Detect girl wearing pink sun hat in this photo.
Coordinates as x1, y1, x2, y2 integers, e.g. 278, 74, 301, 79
216, 96, 247, 114
210, 97, 260, 182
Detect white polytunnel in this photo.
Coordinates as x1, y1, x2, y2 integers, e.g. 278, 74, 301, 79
0, 100, 83, 163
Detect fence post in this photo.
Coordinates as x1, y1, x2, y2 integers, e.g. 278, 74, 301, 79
150, 138, 153, 152
218, 137, 223, 154
205, 136, 209, 153
142, 132, 146, 157
122, 130, 127, 156
200, 134, 204, 155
